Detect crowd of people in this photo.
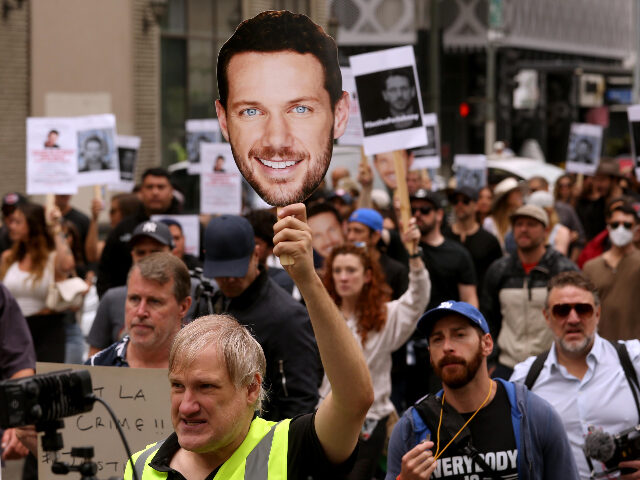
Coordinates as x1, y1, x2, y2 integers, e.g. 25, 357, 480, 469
1, 152, 639, 479
2, 9, 640, 480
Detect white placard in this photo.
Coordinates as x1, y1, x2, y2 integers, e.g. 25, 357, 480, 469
76, 114, 120, 187
186, 119, 222, 174
566, 123, 603, 175
151, 214, 200, 257
36, 362, 172, 480
627, 104, 640, 181
454, 155, 487, 191
200, 143, 242, 215
410, 113, 441, 170
26, 117, 78, 195
337, 66, 364, 146
350, 46, 426, 155
108, 135, 141, 192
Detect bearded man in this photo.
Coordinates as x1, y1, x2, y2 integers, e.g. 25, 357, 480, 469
386, 300, 578, 480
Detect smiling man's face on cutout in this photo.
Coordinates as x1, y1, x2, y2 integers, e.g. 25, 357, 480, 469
216, 51, 349, 207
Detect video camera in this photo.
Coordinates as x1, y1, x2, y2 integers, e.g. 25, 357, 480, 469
0, 369, 93, 429
584, 424, 640, 477
0, 370, 135, 480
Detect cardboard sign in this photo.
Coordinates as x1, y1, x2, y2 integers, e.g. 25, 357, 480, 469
627, 104, 640, 180
186, 119, 222, 174
337, 66, 364, 146
454, 155, 487, 191
199, 143, 242, 215
350, 46, 427, 156
36, 362, 173, 480
108, 135, 141, 192
151, 214, 200, 257
410, 113, 441, 170
76, 114, 120, 187
26, 117, 78, 195
566, 123, 603, 175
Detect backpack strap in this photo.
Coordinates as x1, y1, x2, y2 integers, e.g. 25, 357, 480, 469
524, 350, 549, 390
609, 340, 640, 419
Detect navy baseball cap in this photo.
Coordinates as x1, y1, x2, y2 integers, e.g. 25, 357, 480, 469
130, 220, 174, 249
349, 208, 383, 232
417, 300, 490, 339
204, 215, 255, 278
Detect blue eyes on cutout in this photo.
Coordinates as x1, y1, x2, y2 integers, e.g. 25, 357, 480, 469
242, 106, 309, 116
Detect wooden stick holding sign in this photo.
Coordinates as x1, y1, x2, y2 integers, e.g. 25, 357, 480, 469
93, 185, 103, 205
277, 206, 295, 266
392, 150, 415, 255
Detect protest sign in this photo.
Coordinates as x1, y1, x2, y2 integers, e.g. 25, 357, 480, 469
350, 46, 427, 156
108, 135, 140, 192
200, 143, 242, 215
565, 123, 603, 175
337, 66, 364, 146
410, 113, 441, 170
76, 114, 120, 187
627, 104, 640, 180
26, 117, 78, 195
150, 214, 200, 257
36, 362, 172, 480
186, 119, 222, 174
454, 155, 487, 191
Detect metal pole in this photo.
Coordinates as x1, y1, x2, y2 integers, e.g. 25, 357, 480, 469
485, 40, 496, 155
633, 0, 640, 104
430, 0, 440, 116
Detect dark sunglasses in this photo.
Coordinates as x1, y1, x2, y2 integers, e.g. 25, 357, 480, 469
609, 221, 633, 229
453, 196, 471, 205
412, 206, 434, 215
551, 303, 594, 318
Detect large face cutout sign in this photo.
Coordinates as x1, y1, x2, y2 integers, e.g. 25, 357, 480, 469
214, 10, 349, 207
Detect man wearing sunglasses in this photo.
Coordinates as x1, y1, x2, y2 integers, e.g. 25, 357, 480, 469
445, 186, 502, 290
583, 201, 640, 342
511, 271, 640, 479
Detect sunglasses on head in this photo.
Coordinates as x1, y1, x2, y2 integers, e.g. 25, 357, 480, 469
412, 205, 434, 215
551, 303, 594, 318
609, 221, 633, 229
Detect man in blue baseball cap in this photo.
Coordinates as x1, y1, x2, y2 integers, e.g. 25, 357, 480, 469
202, 214, 322, 421
346, 208, 408, 300
386, 300, 579, 480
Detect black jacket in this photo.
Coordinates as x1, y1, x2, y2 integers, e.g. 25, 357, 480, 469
211, 268, 322, 421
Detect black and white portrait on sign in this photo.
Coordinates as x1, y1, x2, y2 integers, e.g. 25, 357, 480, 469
78, 130, 113, 172
355, 66, 421, 136
454, 155, 487, 191
566, 123, 603, 175
185, 119, 222, 173
350, 46, 426, 156
118, 148, 137, 181
410, 114, 441, 170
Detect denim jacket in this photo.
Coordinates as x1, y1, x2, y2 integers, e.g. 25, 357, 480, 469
385, 379, 579, 480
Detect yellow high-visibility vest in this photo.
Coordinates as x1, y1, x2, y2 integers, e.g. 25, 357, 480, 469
124, 417, 290, 479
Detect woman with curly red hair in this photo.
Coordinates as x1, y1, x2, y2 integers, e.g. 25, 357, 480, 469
321, 220, 430, 480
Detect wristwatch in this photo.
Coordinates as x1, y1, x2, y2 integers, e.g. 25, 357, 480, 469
409, 246, 423, 259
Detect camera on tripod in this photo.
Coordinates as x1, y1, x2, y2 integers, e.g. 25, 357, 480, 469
0, 369, 133, 480
584, 424, 640, 477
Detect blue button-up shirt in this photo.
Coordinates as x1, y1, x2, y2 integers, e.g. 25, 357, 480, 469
511, 335, 640, 479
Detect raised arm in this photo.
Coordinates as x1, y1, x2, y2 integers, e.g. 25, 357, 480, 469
273, 203, 373, 464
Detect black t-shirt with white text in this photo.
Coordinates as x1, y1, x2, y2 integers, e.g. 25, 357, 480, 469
431, 382, 518, 480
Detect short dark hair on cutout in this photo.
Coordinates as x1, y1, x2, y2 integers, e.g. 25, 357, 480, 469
141, 167, 171, 183
546, 271, 600, 308
217, 10, 342, 110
